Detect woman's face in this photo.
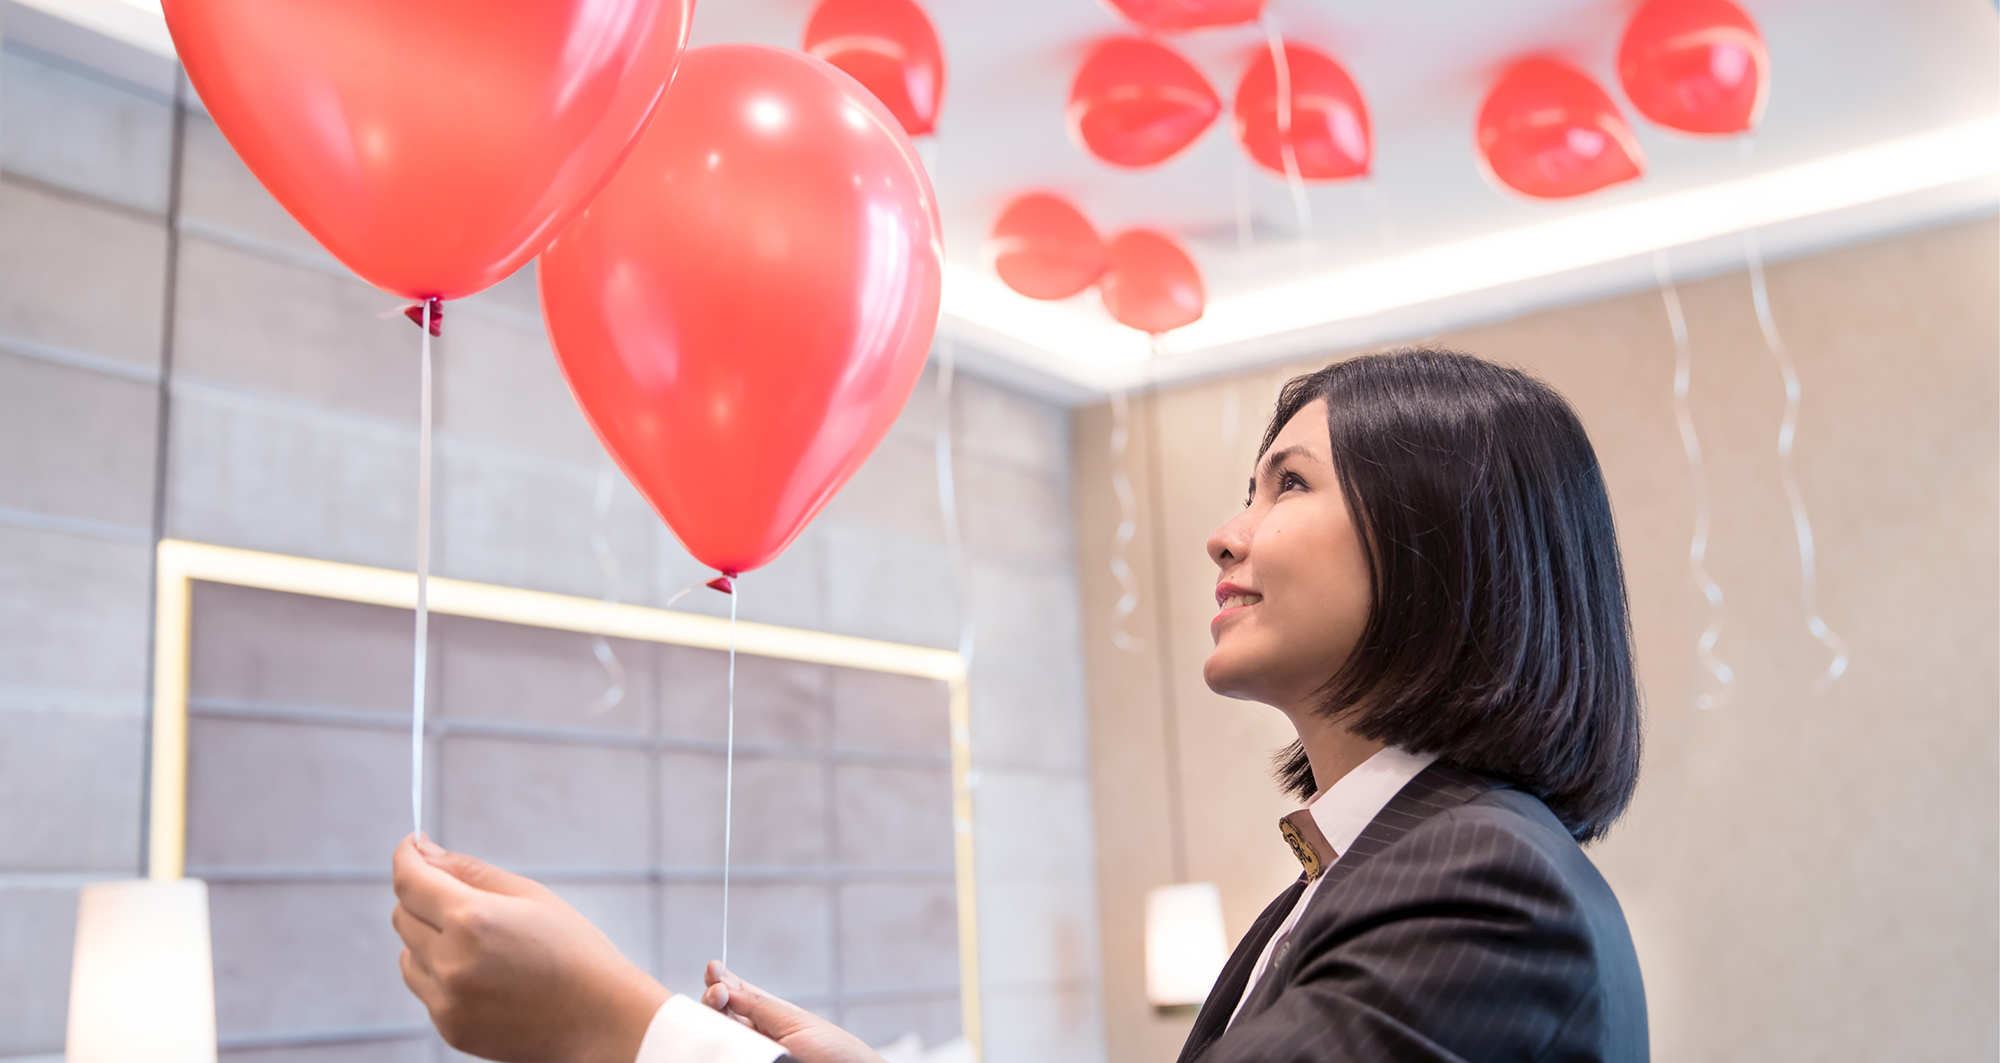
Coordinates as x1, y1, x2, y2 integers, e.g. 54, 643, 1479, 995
1203, 399, 1373, 713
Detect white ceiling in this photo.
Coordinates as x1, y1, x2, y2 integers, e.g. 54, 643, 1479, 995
20, 0, 2000, 401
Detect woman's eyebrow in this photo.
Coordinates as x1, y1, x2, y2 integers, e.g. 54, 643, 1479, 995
1258, 444, 1322, 476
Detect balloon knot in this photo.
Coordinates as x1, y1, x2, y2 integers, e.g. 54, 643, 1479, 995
706, 575, 736, 595
403, 297, 444, 337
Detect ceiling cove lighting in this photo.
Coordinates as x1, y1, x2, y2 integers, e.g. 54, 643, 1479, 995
15, 0, 176, 56
941, 115, 2000, 370
66, 879, 219, 1063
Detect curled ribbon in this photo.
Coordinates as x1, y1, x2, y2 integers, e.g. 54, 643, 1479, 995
1261, 18, 1313, 271
1109, 389, 1143, 653
1654, 252, 1734, 709
1744, 232, 1849, 690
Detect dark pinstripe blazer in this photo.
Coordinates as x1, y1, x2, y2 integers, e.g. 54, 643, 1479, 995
1177, 763, 1647, 1063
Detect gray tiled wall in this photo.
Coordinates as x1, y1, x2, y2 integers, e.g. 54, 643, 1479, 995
0, 14, 1103, 1063
182, 582, 964, 1055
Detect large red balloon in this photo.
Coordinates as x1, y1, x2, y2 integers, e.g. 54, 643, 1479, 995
1477, 58, 1645, 199
803, 0, 945, 137
1099, 230, 1204, 334
1618, 0, 1768, 135
989, 193, 1106, 300
541, 46, 942, 576
1069, 38, 1221, 168
162, 0, 690, 301
1104, 0, 1262, 33
1235, 41, 1372, 180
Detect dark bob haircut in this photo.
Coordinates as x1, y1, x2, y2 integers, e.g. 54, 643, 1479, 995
1262, 347, 1640, 843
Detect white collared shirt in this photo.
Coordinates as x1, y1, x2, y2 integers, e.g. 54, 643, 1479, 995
1225, 745, 1440, 1029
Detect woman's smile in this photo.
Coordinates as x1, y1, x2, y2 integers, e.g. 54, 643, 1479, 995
1213, 581, 1263, 632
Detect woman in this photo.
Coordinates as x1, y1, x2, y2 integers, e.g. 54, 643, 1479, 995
392, 347, 1648, 1063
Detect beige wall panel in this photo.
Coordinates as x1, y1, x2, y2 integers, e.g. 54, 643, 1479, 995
1073, 217, 1999, 1063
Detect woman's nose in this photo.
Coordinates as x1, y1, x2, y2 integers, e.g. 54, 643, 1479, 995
1208, 508, 1253, 568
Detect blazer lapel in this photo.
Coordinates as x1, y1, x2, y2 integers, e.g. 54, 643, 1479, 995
1175, 875, 1307, 1063
1225, 762, 1507, 1026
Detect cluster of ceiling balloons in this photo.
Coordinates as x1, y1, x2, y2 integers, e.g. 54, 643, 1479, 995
987, 0, 1771, 336
991, 193, 1206, 333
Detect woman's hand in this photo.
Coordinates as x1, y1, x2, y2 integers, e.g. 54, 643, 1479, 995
390, 834, 669, 1063
702, 961, 888, 1063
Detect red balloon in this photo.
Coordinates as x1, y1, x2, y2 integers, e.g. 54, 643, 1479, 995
1104, 0, 1262, 33
988, 193, 1106, 300
1099, 230, 1204, 334
803, 0, 945, 137
1477, 58, 1645, 199
1069, 38, 1221, 168
540, 45, 942, 576
1234, 40, 1372, 180
162, 0, 689, 301
1618, 0, 1768, 135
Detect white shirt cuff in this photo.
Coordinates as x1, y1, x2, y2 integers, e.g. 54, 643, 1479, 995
634, 993, 786, 1063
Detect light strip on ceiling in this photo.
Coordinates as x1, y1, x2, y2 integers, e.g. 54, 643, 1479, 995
941, 115, 2000, 367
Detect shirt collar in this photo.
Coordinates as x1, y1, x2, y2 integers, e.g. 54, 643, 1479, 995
1279, 746, 1441, 879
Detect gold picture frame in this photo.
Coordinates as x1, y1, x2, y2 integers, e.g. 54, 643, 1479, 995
147, 538, 980, 1054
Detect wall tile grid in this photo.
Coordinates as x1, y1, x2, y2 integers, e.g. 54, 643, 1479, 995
0, 37, 169, 1060
181, 582, 967, 1056
0, 27, 1105, 1063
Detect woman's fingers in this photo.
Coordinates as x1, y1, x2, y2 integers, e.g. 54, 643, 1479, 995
702, 965, 819, 1041
399, 946, 442, 1009
391, 900, 440, 943
391, 835, 479, 928
421, 843, 550, 901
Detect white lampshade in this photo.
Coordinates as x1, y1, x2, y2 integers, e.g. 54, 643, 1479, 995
1144, 882, 1229, 1007
66, 879, 218, 1063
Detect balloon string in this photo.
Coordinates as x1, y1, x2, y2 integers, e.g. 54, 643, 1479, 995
411, 298, 436, 835
935, 338, 975, 664
587, 468, 627, 716
1654, 253, 1734, 709
1234, 152, 1253, 252
1744, 232, 1849, 690
721, 578, 738, 970
1109, 389, 1142, 653
1261, 18, 1312, 271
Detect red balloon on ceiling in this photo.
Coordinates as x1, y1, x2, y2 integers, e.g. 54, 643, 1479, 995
1069, 38, 1221, 168
1477, 58, 1645, 199
161, 0, 691, 301
1099, 230, 1204, 334
803, 0, 945, 137
1104, 0, 1262, 33
989, 193, 1106, 300
539, 46, 942, 576
1234, 40, 1372, 180
1618, 0, 1768, 135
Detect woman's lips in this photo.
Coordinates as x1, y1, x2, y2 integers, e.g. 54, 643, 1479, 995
1211, 591, 1263, 633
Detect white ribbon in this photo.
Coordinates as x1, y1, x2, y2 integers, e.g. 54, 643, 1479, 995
587, 467, 628, 716
1654, 253, 1734, 708
720, 578, 738, 970
1109, 389, 1143, 653
1261, 18, 1313, 271
1744, 232, 1849, 690
411, 301, 434, 834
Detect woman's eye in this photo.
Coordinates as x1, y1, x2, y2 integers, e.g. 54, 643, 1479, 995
1279, 471, 1306, 493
